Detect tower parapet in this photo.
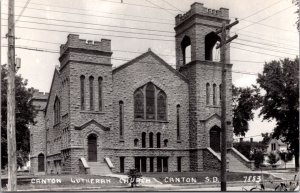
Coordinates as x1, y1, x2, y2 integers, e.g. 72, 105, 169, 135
59, 34, 113, 68
175, 3, 229, 26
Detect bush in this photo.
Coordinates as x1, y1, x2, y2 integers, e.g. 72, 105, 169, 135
252, 150, 265, 168
127, 169, 142, 188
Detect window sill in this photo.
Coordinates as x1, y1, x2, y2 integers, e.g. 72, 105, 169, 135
206, 105, 221, 108
119, 139, 125, 142
134, 119, 169, 123
177, 140, 182, 143
80, 110, 105, 114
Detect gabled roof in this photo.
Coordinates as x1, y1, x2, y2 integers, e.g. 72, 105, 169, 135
112, 50, 188, 83
74, 119, 110, 131
45, 68, 60, 114
200, 113, 221, 122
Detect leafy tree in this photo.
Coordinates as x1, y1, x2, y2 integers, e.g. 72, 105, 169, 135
293, 0, 299, 30
261, 132, 272, 145
278, 151, 293, 169
257, 58, 299, 171
232, 85, 261, 136
1, 65, 35, 168
233, 141, 266, 160
252, 150, 265, 168
267, 152, 279, 167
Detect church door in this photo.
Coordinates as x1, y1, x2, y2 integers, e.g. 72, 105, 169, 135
210, 126, 220, 152
88, 134, 97, 162
38, 153, 45, 172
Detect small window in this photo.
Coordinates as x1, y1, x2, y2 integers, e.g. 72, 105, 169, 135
119, 101, 124, 139
177, 157, 182, 172
80, 75, 85, 110
120, 157, 125, 173
176, 105, 180, 140
219, 84, 222, 103
134, 139, 139, 147
142, 132, 146, 148
157, 132, 161, 148
181, 35, 191, 65
89, 76, 94, 111
149, 132, 153, 148
206, 83, 210, 105
213, 84, 217, 105
54, 97, 60, 124
164, 139, 168, 147
98, 77, 103, 111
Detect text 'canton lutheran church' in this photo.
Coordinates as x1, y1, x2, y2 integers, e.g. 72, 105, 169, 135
29, 3, 254, 175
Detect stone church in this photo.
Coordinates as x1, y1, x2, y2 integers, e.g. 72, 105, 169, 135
29, 3, 253, 175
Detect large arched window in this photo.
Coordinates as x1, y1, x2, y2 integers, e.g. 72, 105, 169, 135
134, 82, 167, 121
80, 75, 85, 110
213, 83, 217, 105
181, 35, 191, 65
205, 32, 221, 61
89, 76, 94, 111
206, 83, 210, 105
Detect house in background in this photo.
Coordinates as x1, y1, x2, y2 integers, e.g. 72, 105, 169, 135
262, 138, 296, 169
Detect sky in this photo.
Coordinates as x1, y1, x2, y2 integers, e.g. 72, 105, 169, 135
0, 0, 298, 141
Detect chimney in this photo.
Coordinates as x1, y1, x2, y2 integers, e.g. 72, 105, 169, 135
250, 138, 253, 143
239, 138, 243, 143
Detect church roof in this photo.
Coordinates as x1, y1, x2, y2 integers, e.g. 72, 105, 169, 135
112, 50, 188, 83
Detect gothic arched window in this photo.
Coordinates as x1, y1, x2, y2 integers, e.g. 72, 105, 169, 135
54, 97, 60, 125
206, 83, 210, 105
213, 83, 217, 105
98, 77, 103, 111
157, 91, 167, 121
134, 82, 167, 121
149, 132, 154, 148
146, 83, 155, 120
157, 132, 161, 148
89, 76, 94, 111
80, 75, 85, 110
134, 90, 144, 119
142, 132, 146, 148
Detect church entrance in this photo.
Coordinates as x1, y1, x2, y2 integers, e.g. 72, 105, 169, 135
88, 134, 97, 162
210, 126, 220, 152
38, 153, 45, 172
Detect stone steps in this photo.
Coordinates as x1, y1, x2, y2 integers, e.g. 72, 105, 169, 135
88, 162, 112, 175
227, 153, 251, 171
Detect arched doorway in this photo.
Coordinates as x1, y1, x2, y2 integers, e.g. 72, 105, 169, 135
88, 134, 97, 162
38, 153, 45, 172
210, 126, 221, 152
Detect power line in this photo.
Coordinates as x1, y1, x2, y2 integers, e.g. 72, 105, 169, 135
6, 3, 175, 26
159, 0, 184, 13
1, 13, 174, 34
15, 0, 30, 24
239, 0, 283, 21
1, 44, 261, 76
3, 18, 175, 38
234, 5, 293, 32
231, 46, 293, 58
232, 42, 298, 56
12, 0, 174, 21
144, 0, 176, 16
2, 24, 175, 42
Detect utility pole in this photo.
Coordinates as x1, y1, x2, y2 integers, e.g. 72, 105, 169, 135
0, 0, 2, 190
216, 19, 238, 191
7, 0, 17, 191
